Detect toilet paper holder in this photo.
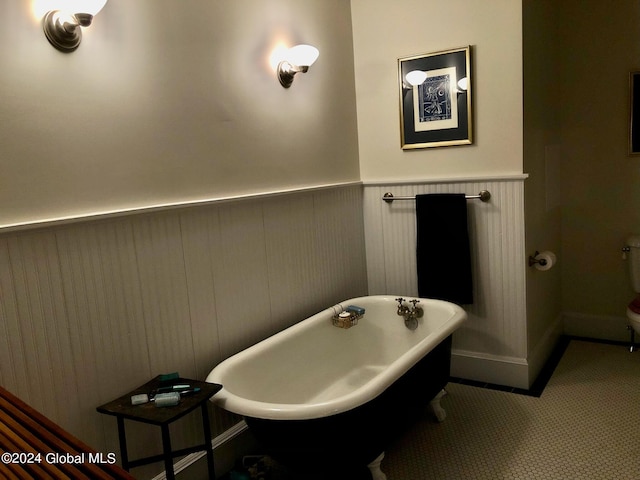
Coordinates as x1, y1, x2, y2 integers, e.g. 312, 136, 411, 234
528, 251, 547, 267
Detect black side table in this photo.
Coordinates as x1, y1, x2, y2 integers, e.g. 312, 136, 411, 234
97, 377, 222, 480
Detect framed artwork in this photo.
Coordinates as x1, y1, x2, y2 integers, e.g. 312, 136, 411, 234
630, 71, 640, 155
398, 46, 473, 150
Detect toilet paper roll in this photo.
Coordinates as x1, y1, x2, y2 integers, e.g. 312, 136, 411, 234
534, 251, 557, 271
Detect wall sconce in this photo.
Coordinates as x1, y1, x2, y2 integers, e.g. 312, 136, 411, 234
42, 0, 108, 52
277, 44, 320, 88
404, 70, 469, 93
405, 70, 427, 88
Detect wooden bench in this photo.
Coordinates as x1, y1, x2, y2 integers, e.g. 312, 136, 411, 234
0, 386, 135, 480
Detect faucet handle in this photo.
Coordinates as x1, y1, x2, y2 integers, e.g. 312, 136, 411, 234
410, 299, 424, 318
395, 297, 405, 306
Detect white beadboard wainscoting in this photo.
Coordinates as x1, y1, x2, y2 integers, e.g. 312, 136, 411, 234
0, 183, 367, 478
363, 176, 532, 389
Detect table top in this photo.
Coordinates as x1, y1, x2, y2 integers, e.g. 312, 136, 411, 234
96, 377, 222, 426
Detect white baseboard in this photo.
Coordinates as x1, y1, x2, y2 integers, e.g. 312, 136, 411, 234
527, 314, 564, 385
563, 312, 630, 342
452, 311, 629, 391
150, 421, 250, 480
451, 350, 529, 390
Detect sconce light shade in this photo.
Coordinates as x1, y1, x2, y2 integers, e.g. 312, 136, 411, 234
43, 0, 108, 52
405, 70, 427, 87
286, 45, 319, 68
277, 44, 320, 88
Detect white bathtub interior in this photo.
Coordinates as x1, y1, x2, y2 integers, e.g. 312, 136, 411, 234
208, 296, 466, 419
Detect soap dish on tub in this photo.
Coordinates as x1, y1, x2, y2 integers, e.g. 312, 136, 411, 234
332, 305, 365, 329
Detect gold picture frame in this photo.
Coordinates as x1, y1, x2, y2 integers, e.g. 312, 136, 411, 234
398, 46, 473, 150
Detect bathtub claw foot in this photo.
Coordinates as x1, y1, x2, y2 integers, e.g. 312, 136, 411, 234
429, 388, 447, 422
367, 452, 387, 480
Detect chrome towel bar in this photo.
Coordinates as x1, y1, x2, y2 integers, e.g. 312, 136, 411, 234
382, 190, 491, 204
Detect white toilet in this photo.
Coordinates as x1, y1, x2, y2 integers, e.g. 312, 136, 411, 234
625, 235, 640, 351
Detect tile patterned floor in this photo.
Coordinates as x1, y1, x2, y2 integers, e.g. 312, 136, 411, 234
382, 339, 640, 479
231, 338, 640, 479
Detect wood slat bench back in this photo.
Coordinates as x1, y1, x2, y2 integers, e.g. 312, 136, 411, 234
0, 386, 135, 480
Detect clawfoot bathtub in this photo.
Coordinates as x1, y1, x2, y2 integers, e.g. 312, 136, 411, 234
207, 295, 466, 478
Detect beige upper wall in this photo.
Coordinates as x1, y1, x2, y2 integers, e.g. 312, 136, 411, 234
3, 0, 524, 228
524, 0, 640, 326
556, 0, 640, 317
523, 0, 562, 352
1, 0, 359, 228
351, 0, 523, 182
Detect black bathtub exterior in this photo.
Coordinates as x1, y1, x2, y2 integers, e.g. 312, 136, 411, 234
244, 334, 453, 476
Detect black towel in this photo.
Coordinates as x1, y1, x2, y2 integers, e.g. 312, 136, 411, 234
416, 193, 473, 305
